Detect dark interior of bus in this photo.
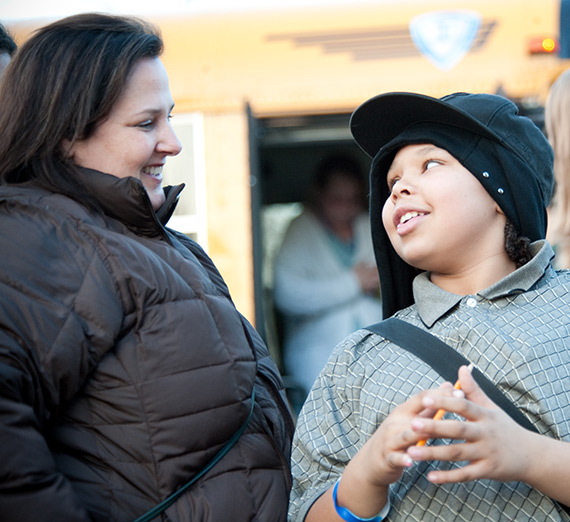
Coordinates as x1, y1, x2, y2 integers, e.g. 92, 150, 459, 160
251, 111, 374, 412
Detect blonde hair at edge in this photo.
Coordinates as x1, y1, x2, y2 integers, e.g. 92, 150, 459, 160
546, 68, 570, 268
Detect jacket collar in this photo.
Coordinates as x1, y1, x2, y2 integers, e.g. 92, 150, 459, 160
76, 167, 184, 237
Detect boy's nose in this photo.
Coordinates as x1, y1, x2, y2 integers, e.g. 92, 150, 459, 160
391, 175, 413, 199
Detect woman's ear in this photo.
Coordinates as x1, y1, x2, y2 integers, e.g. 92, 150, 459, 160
60, 139, 74, 159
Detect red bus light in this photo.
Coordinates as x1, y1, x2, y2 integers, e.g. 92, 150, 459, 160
528, 36, 560, 54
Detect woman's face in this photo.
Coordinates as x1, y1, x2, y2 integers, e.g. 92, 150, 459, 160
68, 57, 182, 210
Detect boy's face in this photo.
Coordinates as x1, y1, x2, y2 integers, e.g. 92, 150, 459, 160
382, 143, 507, 275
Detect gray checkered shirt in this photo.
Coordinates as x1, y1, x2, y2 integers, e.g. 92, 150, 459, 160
289, 241, 570, 521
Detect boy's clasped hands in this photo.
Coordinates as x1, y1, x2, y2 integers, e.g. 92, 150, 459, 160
344, 364, 537, 497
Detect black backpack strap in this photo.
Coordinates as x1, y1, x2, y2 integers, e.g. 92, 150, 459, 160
365, 317, 537, 433
366, 317, 570, 516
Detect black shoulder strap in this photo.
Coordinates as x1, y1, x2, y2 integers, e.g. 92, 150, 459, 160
365, 317, 537, 433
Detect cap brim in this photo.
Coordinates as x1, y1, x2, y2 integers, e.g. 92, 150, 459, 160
349, 92, 501, 158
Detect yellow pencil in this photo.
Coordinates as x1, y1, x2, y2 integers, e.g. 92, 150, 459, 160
416, 378, 462, 447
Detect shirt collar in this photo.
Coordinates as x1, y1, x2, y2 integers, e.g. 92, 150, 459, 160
413, 240, 554, 327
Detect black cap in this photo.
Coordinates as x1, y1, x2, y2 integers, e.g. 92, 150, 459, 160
350, 92, 554, 318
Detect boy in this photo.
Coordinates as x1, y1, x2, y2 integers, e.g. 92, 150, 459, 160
289, 92, 570, 521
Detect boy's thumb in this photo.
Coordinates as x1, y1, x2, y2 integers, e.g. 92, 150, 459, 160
459, 364, 496, 408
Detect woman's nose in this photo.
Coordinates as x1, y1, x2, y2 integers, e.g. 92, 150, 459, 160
159, 124, 182, 157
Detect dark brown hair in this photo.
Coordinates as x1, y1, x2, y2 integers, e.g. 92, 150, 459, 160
0, 22, 17, 56
310, 154, 368, 209
0, 13, 163, 204
505, 220, 532, 268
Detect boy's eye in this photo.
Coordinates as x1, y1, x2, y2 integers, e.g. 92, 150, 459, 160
425, 159, 440, 170
387, 177, 399, 192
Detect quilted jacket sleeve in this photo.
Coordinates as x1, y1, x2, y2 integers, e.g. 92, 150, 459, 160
0, 205, 124, 521
241, 314, 295, 462
168, 229, 294, 460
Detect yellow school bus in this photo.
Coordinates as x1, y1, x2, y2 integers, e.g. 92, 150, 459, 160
7, 0, 570, 373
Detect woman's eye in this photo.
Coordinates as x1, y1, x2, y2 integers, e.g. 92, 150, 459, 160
137, 119, 154, 128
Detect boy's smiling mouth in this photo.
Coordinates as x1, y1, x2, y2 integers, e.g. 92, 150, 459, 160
398, 211, 426, 226
393, 208, 428, 232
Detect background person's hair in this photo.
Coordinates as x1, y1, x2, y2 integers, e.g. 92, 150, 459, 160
0, 13, 163, 206
546, 68, 570, 267
0, 22, 17, 56
309, 153, 368, 210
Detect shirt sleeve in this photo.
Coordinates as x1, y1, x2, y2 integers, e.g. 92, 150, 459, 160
288, 334, 368, 521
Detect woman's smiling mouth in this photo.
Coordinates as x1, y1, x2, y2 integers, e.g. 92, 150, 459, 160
141, 165, 163, 181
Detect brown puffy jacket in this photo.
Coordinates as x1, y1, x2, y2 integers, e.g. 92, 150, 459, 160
0, 169, 294, 521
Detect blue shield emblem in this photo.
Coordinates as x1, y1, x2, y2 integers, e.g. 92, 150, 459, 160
409, 10, 482, 71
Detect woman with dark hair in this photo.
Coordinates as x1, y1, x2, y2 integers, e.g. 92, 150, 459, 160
0, 13, 293, 522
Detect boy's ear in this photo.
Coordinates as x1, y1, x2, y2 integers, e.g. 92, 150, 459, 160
495, 203, 505, 216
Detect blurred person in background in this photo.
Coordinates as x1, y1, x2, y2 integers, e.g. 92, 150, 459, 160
545, 67, 570, 267
273, 154, 382, 404
0, 13, 293, 522
0, 22, 16, 76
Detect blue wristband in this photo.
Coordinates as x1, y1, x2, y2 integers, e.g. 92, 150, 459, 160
332, 478, 390, 522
